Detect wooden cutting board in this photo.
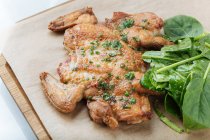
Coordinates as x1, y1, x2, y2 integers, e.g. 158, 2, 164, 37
2, 0, 210, 139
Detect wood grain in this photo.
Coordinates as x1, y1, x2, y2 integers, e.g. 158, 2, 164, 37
0, 54, 51, 140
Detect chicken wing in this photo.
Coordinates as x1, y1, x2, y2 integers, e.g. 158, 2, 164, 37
40, 72, 86, 113
48, 7, 98, 32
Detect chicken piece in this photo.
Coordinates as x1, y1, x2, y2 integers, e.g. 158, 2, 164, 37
64, 23, 119, 50
60, 23, 153, 127
105, 12, 172, 49
40, 72, 86, 113
48, 7, 98, 32
41, 9, 172, 128
57, 55, 111, 84
122, 27, 172, 49
87, 98, 119, 128
63, 24, 146, 72
112, 93, 151, 124
105, 12, 163, 33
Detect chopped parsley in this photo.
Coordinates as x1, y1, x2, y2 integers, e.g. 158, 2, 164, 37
131, 87, 136, 92
98, 80, 109, 90
102, 57, 112, 62
124, 91, 130, 97
80, 48, 85, 56
118, 19, 134, 30
102, 40, 112, 48
115, 76, 120, 79
121, 33, 128, 43
125, 72, 135, 80
90, 46, 96, 55
129, 98, 136, 104
108, 73, 112, 78
90, 40, 99, 46
111, 40, 122, 50
102, 40, 122, 50
98, 80, 115, 90
103, 93, 111, 101
132, 36, 140, 42
95, 51, 100, 55
109, 84, 115, 90
96, 64, 100, 67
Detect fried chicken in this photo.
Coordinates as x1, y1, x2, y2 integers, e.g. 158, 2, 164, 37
40, 72, 86, 113
42, 8, 170, 128
105, 12, 172, 49
48, 7, 97, 32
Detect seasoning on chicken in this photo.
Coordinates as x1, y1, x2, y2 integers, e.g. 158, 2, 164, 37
105, 12, 172, 49
41, 8, 170, 128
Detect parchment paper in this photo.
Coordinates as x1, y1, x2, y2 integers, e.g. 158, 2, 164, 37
3, 0, 210, 139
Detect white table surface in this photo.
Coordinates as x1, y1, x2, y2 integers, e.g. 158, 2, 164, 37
0, 0, 67, 139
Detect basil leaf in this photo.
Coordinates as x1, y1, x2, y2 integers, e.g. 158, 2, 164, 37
164, 15, 204, 41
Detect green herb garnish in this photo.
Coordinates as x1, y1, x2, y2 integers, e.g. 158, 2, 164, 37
103, 93, 110, 101
118, 19, 134, 30
125, 72, 135, 80
132, 36, 140, 42
124, 91, 130, 97
129, 98, 136, 104
121, 33, 128, 43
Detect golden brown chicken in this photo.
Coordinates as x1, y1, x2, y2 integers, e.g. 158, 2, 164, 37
48, 7, 98, 32
41, 7, 170, 129
105, 12, 172, 49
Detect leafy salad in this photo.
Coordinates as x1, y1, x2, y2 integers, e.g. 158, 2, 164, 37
140, 15, 210, 133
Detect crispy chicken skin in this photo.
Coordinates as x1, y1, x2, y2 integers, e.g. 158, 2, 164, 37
112, 93, 151, 124
41, 8, 171, 128
105, 12, 172, 49
60, 23, 154, 127
40, 72, 85, 113
87, 99, 119, 128
122, 27, 172, 49
64, 23, 119, 50
105, 12, 164, 32
48, 7, 98, 32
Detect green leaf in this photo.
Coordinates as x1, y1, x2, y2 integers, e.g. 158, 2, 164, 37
142, 51, 183, 64
164, 15, 204, 41
168, 70, 186, 106
154, 100, 184, 133
199, 34, 210, 45
161, 38, 192, 52
164, 94, 181, 117
182, 59, 210, 129
140, 69, 156, 90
